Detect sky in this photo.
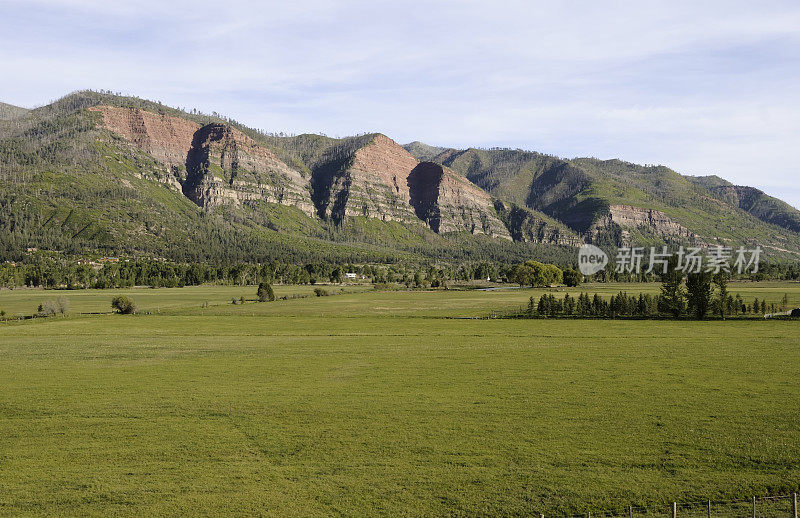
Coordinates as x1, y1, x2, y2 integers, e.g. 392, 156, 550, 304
2, 0, 800, 206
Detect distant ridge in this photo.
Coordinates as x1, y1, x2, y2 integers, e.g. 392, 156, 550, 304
404, 143, 800, 254
0, 89, 798, 264
0, 101, 29, 121
402, 141, 447, 161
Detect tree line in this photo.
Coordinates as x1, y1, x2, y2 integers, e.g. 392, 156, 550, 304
0, 256, 522, 290
524, 269, 789, 320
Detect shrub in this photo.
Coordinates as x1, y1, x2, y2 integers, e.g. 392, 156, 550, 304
37, 300, 58, 317
257, 282, 275, 302
55, 297, 69, 315
111, 295, 137, 314
314, 288, 330, 297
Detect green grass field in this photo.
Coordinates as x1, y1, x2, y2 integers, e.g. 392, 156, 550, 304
1, 283, 799, 516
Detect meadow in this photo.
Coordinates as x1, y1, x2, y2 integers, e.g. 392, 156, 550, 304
0, 282, 799, 516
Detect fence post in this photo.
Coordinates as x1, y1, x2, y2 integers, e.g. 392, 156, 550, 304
629, 504, 633, 518
752, 496, 756, 518
793, 492, 797, 518
707, 499, 711, 518
672, 501, 677, 518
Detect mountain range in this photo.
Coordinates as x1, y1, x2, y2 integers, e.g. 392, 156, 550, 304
1, 90, 798, 264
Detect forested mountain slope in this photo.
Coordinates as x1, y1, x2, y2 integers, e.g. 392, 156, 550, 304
1, 89, 797, 265
0, 102, 28, 121
688, 176, 800, 234
0, 91, 578, 264
403, 145, 800, 254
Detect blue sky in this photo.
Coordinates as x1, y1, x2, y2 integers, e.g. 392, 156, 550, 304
2, 0, 800, 207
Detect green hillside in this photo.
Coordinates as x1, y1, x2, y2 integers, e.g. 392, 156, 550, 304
0, 101, 28, 121
402, 141, 448, 161
3, 91, 799, 265
0, 92, 575, 265
688, 178, 800, 234
415, 146, 800, 254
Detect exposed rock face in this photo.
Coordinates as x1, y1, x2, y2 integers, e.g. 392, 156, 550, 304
408, 162, 443, 231
590, 205, 698, 243
310, 135, 510, 238
316, 134, 419, 223
92, 106, 314, 215
183, 123, 313, 214
493, 201, 582, 246
89, 105, 198, 171
408, 162, 511, 239
92, 109, 512, 239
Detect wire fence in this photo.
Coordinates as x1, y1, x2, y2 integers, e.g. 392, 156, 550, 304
541, 492, 799, 517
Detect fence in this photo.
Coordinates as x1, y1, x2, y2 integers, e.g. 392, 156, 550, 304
539, 492, 798, 517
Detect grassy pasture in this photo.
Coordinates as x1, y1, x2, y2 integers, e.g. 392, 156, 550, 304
1, 281, 797, 319
0, 284, 371, 317
0, 283, 799, 516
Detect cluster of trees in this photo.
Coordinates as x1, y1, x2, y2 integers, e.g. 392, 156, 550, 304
529, 292, 658, 318
528, 289, 783, 320
526, 270, 788, 320
659, 269, 786, 319
573, 260, 800, 283
0, 255, 534, 290
511, 261, 568, 287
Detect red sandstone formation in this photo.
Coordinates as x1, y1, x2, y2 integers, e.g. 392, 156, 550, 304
89, 105, 198, 171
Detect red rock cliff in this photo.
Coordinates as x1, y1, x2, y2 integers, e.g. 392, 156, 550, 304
92, 106, 313, 215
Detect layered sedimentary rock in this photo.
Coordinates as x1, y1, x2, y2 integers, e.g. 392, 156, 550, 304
183, 123, 313, 214
590, 205, 698, 242
89, 105, 198, 171
92, 106, 314, 215
91, 108, 516, 238
408, 162, 511, 239
493, 200, 582, 246
311, 135, 511, 238
316, 134, 419, 223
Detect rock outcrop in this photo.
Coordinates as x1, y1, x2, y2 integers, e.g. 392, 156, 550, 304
313, 135, 511, 238
92, 106, 314, 215
493, 200, 582, 245
590, 205, 699, 243
92, 108, 516, 239
183, 123, 313, 214
317, 134, 419, 223
89, 105, 198, 171
409, 162, 511, 238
